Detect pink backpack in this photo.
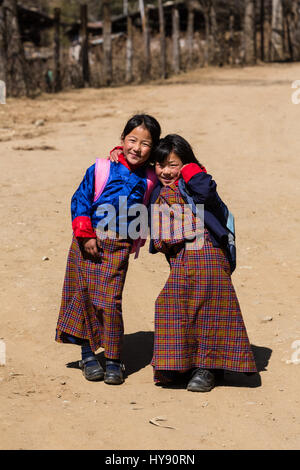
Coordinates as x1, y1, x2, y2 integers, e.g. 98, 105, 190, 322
94, 158, 157, 258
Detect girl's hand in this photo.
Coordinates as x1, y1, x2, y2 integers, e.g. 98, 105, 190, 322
109, 146, 123, 163
180, 164, 190, 172
82, 238, 101, 258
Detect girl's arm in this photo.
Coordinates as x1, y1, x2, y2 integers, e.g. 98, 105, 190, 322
109, 145, 123, 163
180, 163, 217, 205
71, 164, 97, 239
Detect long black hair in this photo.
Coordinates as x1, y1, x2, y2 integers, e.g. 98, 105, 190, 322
121, 114, 161, 153
154, 134, 205, 170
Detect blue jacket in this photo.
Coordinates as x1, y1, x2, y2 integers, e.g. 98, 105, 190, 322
149, 169, 236, 272
71, 161, 148, 238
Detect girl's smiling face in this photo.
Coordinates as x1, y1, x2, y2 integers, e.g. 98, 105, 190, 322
155, 151, 183, 186
122, 125, 153, 167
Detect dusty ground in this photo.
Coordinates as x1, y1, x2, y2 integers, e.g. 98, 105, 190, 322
0, 62, 299, 450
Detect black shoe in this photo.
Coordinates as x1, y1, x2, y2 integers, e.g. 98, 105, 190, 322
213, 369, 225, 383
187, 368, 215, 392
104, 360, 125, 385
79, 356, 104, 381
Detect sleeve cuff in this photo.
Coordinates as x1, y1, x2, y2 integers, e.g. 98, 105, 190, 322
181, 163, 206, 182
72, 216, 96, 238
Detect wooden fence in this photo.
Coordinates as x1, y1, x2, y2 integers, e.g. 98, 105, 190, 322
1, 0, 300, 97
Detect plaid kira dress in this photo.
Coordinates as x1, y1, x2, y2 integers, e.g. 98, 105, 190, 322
151, 184, 257, 383
56, 235, 132, 357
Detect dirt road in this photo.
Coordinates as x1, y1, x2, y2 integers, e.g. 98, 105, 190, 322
0, 63, 299, 450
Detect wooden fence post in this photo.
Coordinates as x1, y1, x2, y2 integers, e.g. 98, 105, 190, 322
287, 0, 300, 62
80, 4, 90, 86
124, 0, 133, 83
201, 1, 210, 66
210, 1, 220, 65
266, 1, 272, 61
260, 0, 265, 61
103, 0, 112, 86
244, 0, 256, 65
139, 0, 151, 80
158, 0, 167, 79
54, 7, 61, 92
0, 0, 30, 97
271, 0, 284, 61
172, 3, 180, 74
0, 3, 6, 84
186, 0, 194, 69
228, 9, 234, 65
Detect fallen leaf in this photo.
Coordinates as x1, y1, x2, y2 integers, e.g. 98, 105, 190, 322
149, 416, 176, 430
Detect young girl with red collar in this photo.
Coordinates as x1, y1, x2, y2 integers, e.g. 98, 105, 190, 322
151, 134, 257, 392
55, 114, 161, 385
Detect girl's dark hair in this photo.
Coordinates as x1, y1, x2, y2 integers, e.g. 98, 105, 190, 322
154, 134, 205, 169
121, 114, 161, 151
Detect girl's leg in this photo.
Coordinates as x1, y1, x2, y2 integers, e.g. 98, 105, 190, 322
97, 237, 132, 385
58, 332, 104, 381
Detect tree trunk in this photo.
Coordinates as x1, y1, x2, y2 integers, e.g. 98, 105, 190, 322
186, 0, 194, 68
158, 0, 167, 78
80, 4, 90, 86
103, 0, 112, 86
139, 0, 151, 80
124, 0, 133, 83
172, 4, 180, 74
271, 0, 284, 61
244, 0, 256, 65
0, 0, 29, 97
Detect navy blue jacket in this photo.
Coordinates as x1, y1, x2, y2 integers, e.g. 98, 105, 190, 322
148, 170, 229, 253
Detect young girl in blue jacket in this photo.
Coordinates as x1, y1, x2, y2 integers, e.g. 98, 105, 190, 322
55, 114, 161, 385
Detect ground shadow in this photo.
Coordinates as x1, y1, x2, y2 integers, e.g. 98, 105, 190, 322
157, 344, 273, 390
95, 331, 154, 378
66, 331, 154, 378
251, 344, 272, 372
66, 339, 272, 389
221, 344, 272, 389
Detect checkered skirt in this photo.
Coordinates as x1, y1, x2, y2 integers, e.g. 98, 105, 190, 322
152, 185, 257, 382
55, 236, 132, 357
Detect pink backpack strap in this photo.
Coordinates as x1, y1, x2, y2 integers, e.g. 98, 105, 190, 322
143, 167, 158, 205
94, 158, 111, 202
131, 167, 158, 259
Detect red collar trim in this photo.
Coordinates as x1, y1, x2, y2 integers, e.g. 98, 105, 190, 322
118, 152, 132, 170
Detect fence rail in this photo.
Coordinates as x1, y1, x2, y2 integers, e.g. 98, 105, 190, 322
1, 1, 300, 97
